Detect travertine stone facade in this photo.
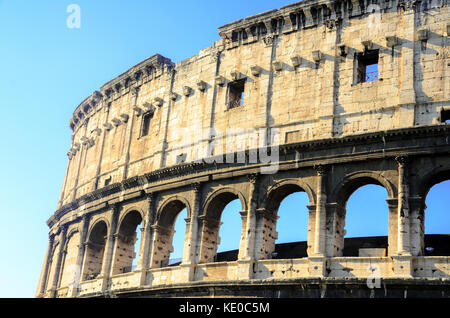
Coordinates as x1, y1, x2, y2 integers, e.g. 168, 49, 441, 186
38, 0, 450, 298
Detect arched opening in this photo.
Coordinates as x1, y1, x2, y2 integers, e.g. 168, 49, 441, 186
45, 243, 59, 292
152, 199, 188, 268
341, 184, 389, 257
215, 199, 243, 261
274, 192, 310, 258
423, 180, 450, 256
112, 211, 142, 275
131, 223, 142, 270
59, 231, 80, 287
199, 191, 244, 264
82, 221, 107, 281
169, 208, 188, 266
264, 183, 311, 259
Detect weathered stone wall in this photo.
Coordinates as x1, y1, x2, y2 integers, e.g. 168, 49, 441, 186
59, 0, 449, 208
38, 0, 450, 298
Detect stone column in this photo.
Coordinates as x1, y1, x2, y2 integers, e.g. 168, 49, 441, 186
309, 164, 328, 277
121, 86, 140, 180
36, 235, 54, 298
393, 156, 413, 277
99, 204, 120, 291
68, 214, 90, 297
306, 204, 317, 257
136, 192, 156, 285
396, 156, 411, 255
397, 2, 417, 127
93, 101, 111, 190
237, 174, 259, 280
71, 120, 89, 201
148, 225, 174, 268
409, 196, 425, 257
386, 198, 398, 256
48, 225, 67, 298
253, 208, 278, 260
313, 165, 328, 256
323, 202, 344, 257
181, 183, 202, 281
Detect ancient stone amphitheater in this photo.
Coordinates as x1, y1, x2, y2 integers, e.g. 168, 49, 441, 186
37, 0, 450, 298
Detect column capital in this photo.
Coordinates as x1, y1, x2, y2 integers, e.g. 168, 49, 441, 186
247, 173, 259, 184
191, 182, 202, 193
386, 198, 398, 208
313, 164, 328, 176
395, 155, 410, 167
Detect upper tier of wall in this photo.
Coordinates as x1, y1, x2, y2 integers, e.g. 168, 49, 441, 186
59, 0, 449, 208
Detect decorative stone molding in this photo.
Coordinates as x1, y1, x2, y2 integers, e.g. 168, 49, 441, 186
103, 123, 113, 131
92, 128, 102, 136
120, 114, 129, 123
263, 35, 276, 46
417, 28, 428, 41
291, 55, 302, 67
361, 39, 373, 50
183, 86, 192, 97
250, 65, 262, 77
133, 106, 143, 116
386, 35, 399, 48
170, 92, 178, 101
312, 50, 321, 62
215, 75, 226, 86
230, 71, 243, 81
273, 60, 283, 72
111, 118, 122, 127
153, 97, 163, 107
196, 80, 207, 92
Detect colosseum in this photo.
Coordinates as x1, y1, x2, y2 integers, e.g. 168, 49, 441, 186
37, 0, 449, 298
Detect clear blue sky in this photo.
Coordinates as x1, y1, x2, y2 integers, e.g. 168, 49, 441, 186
0, 0, 447, 298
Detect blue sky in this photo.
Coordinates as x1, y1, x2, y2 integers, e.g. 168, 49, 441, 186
0, 0, 447, 298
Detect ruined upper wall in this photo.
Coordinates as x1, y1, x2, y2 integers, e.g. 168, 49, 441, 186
58, 0, 449, 208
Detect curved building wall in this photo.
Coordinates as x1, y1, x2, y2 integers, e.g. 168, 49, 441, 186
59, 1, 449, 208
38, 0, 450, 298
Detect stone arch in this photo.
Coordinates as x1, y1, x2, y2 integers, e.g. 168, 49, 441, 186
418, 166, 450, 200
112, 209, 143, 274
198, 187, 247, 264
118, 207, 145, 230
45, 241, 60, 293
59, 229, 80, 288
331, 171, 395, 206
202, 187, 247, 219
413, 166, 450, 256
156, 195, 191, 229
82, 220, 108, 281
264, 179, 316, 216
328, 171, 394, 257
259, 179, 315, 259
150, 195, 191, 268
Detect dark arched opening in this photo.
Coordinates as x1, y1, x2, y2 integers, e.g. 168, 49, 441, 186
264, 183, 311, 259
199, 191, 244, 264
82, 221, 107, 280
342, 184, 389, 257
112, 211, 142, 274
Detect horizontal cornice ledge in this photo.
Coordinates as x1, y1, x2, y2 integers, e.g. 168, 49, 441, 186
48, 124, 450, 228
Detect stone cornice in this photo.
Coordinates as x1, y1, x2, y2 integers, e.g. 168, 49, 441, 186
47, 124, 450, 229
69, 54, 174, 133
217, 0, 440, 48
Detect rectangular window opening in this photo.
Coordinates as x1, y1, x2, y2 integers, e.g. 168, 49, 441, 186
141, 111, 153, 137
228, 79, 246, 109
356, 49, 379, 83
